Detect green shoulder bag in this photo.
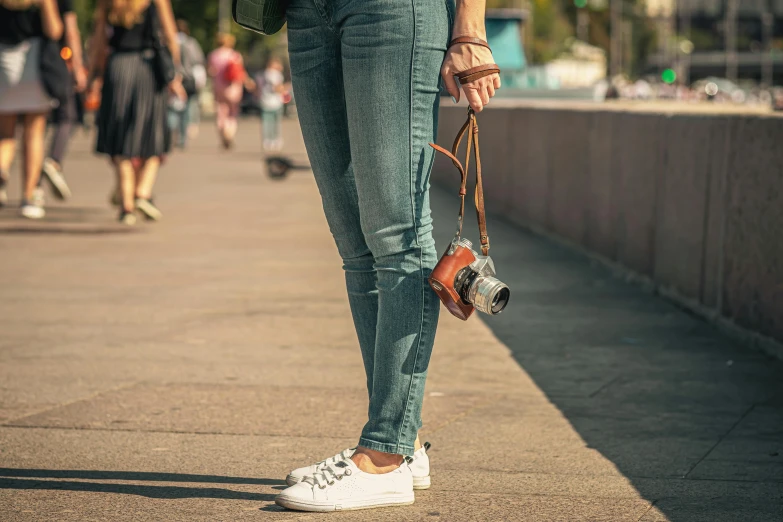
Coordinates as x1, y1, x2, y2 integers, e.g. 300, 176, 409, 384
232, 0, 288, 35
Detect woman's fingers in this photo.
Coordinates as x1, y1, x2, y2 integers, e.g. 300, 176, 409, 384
462, 76, 499, 113
441, 65, 460, 103
479, 79, 490, 106
463, 85, 484, 113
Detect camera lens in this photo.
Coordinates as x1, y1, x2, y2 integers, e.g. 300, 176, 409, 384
491, 286, 510, 314
468, 276, 511, 315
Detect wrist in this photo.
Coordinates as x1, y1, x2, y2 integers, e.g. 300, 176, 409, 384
451, 21, 487, 40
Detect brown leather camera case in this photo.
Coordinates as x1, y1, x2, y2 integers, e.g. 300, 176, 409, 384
429, 245, 477, 321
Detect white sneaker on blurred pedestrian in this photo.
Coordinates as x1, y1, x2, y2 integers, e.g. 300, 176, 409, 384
20, 201, 45, 219
41, 158, 71, 200
276, 458, 414, 512
286, 442, 431, 490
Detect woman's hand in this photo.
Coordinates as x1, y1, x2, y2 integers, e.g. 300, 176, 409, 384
441, 43, 500, 113
169, 75, 187, 101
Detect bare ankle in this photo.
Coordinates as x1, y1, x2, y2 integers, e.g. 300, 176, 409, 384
351, 447, 403, 474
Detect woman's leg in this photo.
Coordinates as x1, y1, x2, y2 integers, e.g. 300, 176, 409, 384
288, 0, 447, 462
224, 101, 238, 143
0, 115, 15, 206
272, 108, 283, 149
135, 156, 160, 199
287, 0, 380, 400
338, 0, 448, 459
215, 99, 228, 135
113, 156, 135, 213
22, 112, 48, 201
0, 114, 16, 177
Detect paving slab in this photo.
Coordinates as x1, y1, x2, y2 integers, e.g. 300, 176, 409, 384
0, 118, 782, 521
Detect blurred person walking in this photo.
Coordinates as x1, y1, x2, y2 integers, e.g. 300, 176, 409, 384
34, 0, 87, 205
207, 33, 253, 150
89, 0, 185, 225
0, 0, 63, 219
258, 56, 284, 152
274, 0, 500, 513
167, 19, 204, 149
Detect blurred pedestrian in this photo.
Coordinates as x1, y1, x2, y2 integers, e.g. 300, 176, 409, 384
207, 33, 253, 150
258, 56, 284, 152
0, 0, 64, 219
34, 0, 88, 206
89, 0, 185, 225
274, 0, 499, 513
167, 19, 204, 149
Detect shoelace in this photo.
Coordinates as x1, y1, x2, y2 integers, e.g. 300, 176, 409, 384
303, 463, 352, 489
314, 448, 353, 472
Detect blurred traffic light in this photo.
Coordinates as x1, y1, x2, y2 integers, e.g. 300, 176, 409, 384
574, 0, 588, 7
662, 69, 677, 84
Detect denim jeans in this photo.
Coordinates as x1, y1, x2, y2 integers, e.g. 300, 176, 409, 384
288, 0, 451, 455
167, 105, 189, 148
262, 107, 282, 141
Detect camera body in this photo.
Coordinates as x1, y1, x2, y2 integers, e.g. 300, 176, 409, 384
429, 238, 510, 321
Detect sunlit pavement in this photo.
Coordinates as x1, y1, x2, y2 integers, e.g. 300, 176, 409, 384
0, 117, 781, 521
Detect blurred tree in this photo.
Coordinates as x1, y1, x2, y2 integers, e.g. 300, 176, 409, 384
487, 0, 657, 77
560, 0, 657, 77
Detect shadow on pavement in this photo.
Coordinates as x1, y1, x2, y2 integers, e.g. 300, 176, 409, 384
0, 227, 138, 236
430, 186, 783, 521
0, 477, 276, 501
0, 468, 285, 486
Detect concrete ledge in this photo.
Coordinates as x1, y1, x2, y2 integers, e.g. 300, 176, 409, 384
433, 102, 783, 358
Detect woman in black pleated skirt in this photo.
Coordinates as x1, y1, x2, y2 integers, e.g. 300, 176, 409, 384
89, 0, 184, 225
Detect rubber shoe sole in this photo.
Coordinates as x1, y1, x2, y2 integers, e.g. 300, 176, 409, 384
42, 159, 72, 200
20, 205, 45, 220
135, 199, 162, 221
413, 475, 431, 490
275, 491, 414, 512
286, 473, 430, 490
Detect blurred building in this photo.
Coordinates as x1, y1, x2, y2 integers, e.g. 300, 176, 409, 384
647, 0, 783, 84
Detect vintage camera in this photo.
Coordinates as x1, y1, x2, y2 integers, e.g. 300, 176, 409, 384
429, 238, 510, 321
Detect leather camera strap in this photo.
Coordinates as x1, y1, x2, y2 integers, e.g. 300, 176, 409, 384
429, 108, 490, 256
447, 37, 500, 85
448, 37, 491, 50
456, 64, 500, 85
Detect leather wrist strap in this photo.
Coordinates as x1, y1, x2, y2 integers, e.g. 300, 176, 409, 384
456, 64, 501, 85
429, 108, 490, 256
449, 37, 491, 51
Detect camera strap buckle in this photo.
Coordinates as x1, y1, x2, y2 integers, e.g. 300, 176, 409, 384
428, 107, 490, 256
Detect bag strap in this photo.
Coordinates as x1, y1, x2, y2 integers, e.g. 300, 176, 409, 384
429, 108, 490, 256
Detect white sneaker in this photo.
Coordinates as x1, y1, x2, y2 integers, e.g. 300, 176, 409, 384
135, 198, 162, 221
20, 202, 45, 220
42, 158, 71, 200
275, 458, 414, 512
286, 442, 431, 490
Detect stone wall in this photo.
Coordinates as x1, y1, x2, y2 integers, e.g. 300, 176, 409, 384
432, 103, 783, 346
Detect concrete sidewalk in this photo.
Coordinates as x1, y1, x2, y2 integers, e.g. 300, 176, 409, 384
0, 119, 781, 521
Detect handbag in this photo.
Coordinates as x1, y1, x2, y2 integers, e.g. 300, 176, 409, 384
232, 0, 288, 35
223, 59, 246, 84
146, 3, 175, 90
39, 38, 70, 107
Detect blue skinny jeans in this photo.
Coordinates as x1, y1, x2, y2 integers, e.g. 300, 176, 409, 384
287, 0, 452, 455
